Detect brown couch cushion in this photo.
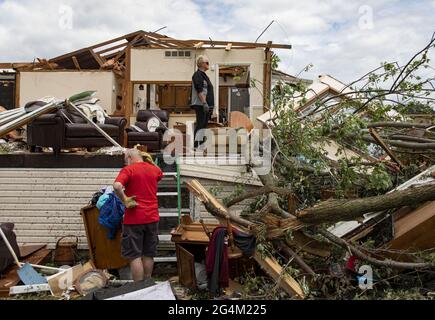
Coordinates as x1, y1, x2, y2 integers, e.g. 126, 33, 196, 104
65, 123, 118, 138
127, 131, 160, 141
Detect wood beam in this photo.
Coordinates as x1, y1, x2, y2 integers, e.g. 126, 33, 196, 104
0, 63, 31, 69
89, 49, 105, 68
123, 46, 133, 146
263, 46, 272, 111
72, 56, 81, 71
369, 128, 404, 168
95, 42, 128, 55
254, 252, 305, 299
14, 72, 20, 108
50, 30, 145, 62
184, 39, 292, 49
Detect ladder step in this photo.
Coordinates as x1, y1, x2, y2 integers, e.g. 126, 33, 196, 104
163, 172, 177, 176
154, 257, 177, 263
157, 192, 178, 196
159, 208, 190, 217
158, 234, 172, 241
159, 212, 179, 217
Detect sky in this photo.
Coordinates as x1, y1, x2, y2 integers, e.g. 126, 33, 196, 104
0, 0, 434, 82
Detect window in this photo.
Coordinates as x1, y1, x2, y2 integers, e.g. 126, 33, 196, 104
164, 50, 192, 58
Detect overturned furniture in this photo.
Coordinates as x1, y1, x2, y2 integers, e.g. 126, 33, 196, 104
80, 205, 128, 270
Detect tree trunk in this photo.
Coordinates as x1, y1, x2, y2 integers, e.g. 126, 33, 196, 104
297, 183, 435, 224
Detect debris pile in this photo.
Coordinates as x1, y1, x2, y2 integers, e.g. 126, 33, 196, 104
185, 35, 435, 300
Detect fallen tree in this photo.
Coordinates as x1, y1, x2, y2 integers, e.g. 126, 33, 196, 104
296, 183, 435, 224
186, 33, 435, 300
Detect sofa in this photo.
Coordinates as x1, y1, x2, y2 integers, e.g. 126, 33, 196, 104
126, 109, 169, 152
27, 108, 127, 155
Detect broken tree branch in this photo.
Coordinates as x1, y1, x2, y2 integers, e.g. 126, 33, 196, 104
224, 185, 292, 207
317, 229, 434, 270
297, 183, 435, 224
277, 241, 317, 276
185, 179, 254, 230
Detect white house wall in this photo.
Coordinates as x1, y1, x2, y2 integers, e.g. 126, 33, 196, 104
19, 71, 116, 114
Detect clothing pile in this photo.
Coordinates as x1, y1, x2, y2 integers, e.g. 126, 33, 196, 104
206, 227, 229, 296
91, 186, 125, 240
67, 91, 108, 124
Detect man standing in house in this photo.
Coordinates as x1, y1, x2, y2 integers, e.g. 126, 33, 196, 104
113, 148, 163, 281
191, 55, 215, 149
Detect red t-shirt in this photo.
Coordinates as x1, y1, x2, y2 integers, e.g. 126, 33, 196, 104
115, 162, 163, 225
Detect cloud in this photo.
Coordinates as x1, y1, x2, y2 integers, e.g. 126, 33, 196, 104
0, 0, 434, 83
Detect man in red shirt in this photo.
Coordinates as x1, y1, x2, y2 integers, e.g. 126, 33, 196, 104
113, 148, 163, 281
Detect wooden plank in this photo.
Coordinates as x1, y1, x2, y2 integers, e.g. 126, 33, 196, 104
369, 128, 403, 168
9, 283, 51, 295
48, 30, 144, 64
72, 56, 81, 71
0, 248, 51, 297
176, 245, 196, 288
263, 48, 272, 111
89, 49, 105, 67
124, 46, 133, 145
253, 252, 305, 299
386, 201, 435, 252
95, 42, 128, 55
178, 39, 292, 49
80, 205, 128, 269
19, 244, 47, 258
14, 72, 20, 107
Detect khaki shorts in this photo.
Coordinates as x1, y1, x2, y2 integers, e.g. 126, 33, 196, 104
121, 222, 159, 259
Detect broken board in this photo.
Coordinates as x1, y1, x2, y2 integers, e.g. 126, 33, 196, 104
254, 252, 305, 299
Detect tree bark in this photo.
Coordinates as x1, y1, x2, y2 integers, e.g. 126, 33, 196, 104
362, 135, 435, 150
317, 229, 433, 270
297, 183, 435, 224
367, 122, 431, 129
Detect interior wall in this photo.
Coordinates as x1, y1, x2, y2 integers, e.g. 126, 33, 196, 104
19, 71, 116, 114
131, 49, 195, 82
